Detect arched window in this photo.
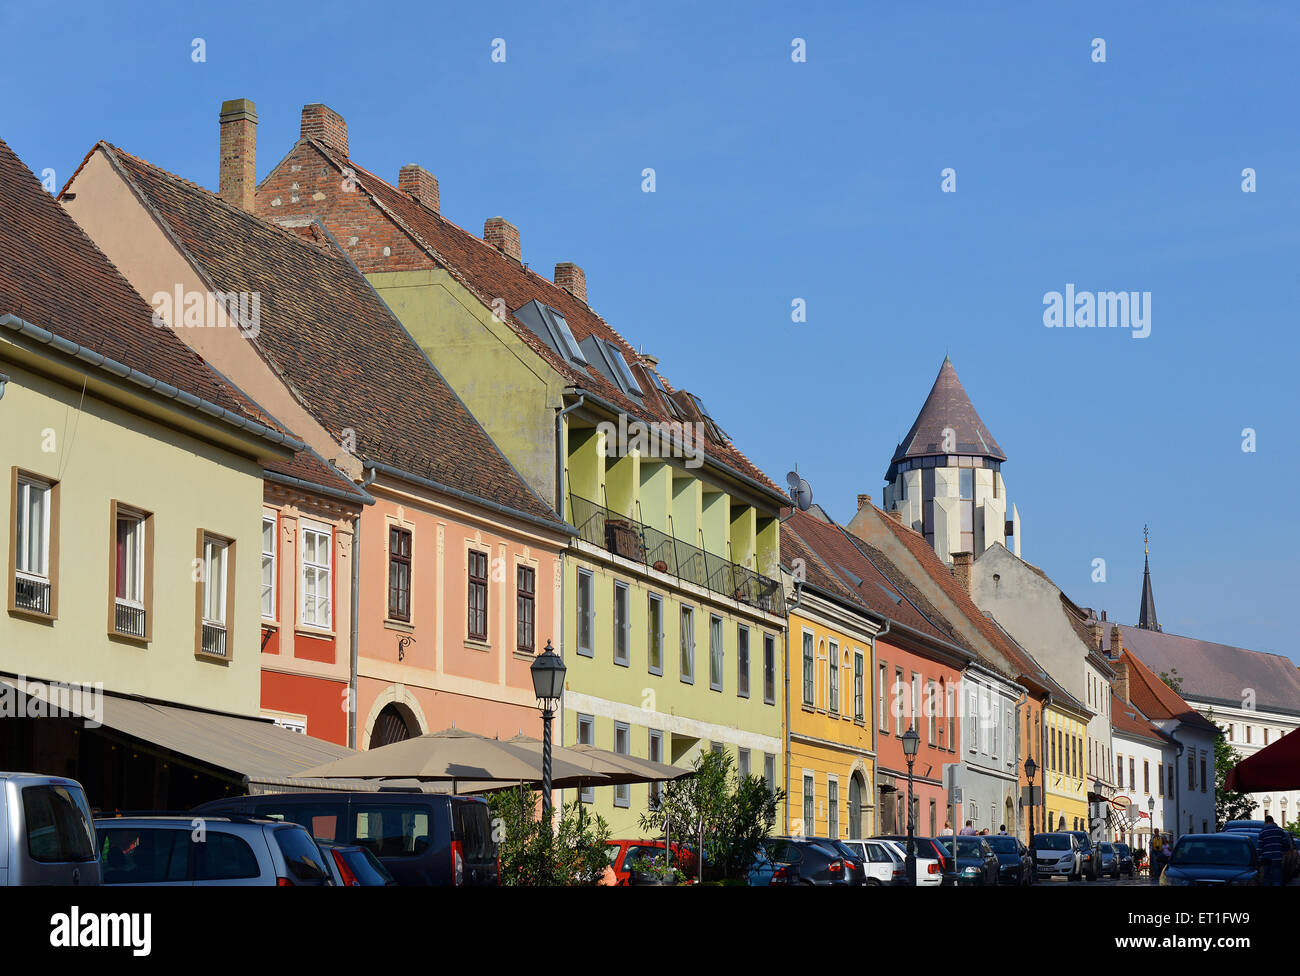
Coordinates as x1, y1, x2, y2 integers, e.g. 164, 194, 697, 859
849, 773, 865, 838
370, 702, 418, 749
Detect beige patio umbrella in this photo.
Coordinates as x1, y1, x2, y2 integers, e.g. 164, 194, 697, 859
295, 728, 611, 792
566, 742, 693, 783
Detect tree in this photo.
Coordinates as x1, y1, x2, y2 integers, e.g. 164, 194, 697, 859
1158, 668, 1184, 695
637, 749, 785, 882
1207, 712, 1255, 829
487, 786, 612, 886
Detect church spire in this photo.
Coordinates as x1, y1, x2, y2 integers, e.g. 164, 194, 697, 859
1138, 524, 1160, 632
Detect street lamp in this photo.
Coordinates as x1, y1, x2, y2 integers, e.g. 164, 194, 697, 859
1148, 794, 1156, 835
901, 725, 920, 885
1024, 756, 1038, 839
530, 639, 566, 817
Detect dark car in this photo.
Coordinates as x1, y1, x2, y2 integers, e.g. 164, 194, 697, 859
1161, 834, 1260, 887
1065, 830, 1102, 881
986, 834, 1034, 885
318, 840, 398, 886
1220, 820, 1300, 883
749, 837, 854, 886
1098, 842, 1122, 879
874, 835, 958, 885
192, 791, 497, 886
939, 835, 1000, 885
812, 839, 868, 886
1113, 843, 1135, 878
605, 839, 698, 885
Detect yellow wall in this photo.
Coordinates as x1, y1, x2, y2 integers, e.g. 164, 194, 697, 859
1043, 706, 1089, 832
0, 359, 266, 715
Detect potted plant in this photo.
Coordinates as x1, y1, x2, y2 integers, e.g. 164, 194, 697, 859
626, 852, 684, 886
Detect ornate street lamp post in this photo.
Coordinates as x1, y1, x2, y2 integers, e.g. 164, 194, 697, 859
1024, 755, 1038, 839
902, 725, 920, 885
530, 639, 566, 817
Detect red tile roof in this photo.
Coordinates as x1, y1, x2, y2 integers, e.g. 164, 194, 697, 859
1119, 649, 1219, 734
1109, 692, 1173, 747
99, 144, 566, 532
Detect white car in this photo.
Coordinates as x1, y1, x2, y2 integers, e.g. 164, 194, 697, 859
1031, 832, 1083, 881
880, 838, 942, 886
842, 838, 940, 886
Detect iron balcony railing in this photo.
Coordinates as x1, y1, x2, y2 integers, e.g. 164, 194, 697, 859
569, 493, 785, 616
201, 622, 228, 657
14, 575, 50, 614
114, 600, 146, 638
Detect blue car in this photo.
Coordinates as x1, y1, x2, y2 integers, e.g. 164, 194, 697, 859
1160, 834, 1260, 886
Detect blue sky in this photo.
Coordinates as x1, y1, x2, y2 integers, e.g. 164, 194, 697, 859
3, 1, 1296, 658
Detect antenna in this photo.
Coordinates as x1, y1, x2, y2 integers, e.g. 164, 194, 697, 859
785, 468, 813, 512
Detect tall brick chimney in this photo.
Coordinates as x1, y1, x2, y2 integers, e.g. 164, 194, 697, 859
950, 552, 973, 594
857, 493, 871, 511
301, 104, 349, 156
1111, 623, 1123, 657
1113, 656, 1130, 704
1090, 621, 1104, 653
484, 217, 521, 261
398, 164, 439, 213
218, 99, 257, 212
554, 263, 586, 304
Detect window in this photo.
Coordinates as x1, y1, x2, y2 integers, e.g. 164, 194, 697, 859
1051, 730, 1057, 771
802, 632, 815, 706
1188, 754, 1195, 791
679, 606, 695, 682
614, 581, 630, 666
1129, 757, 1136, 791
1199, 756, 1207, 793
197, 532, 232, 659
911, 672, 921, 732
763, 633, 776, 704
516, 566, 535, 652
878, 663, 888, 731
578, 714, 595, 803
738, 748, 750, 779
614, 723, 631, 807
300, 519, 332, 630
803, 775, 815, 833
737, 625, 750, 698
896, 667, 905, 736
111, 503, 151, 639
854, 652, 865, 722
261, 513, 277, 620
11, 471, 57, 616
1246, 726, 1252, 744
388, 527, 412, 622
1158, 763, 1164, 797
764, 754, 776, 795
648, 730, 664, 807
1144, 761, 1150, 794
196, 832, 260, 881
709, 615, 723, 691
828, 641, 839, 713
968, 690, 979, 751
828, 779, 840, 839
576, 569, 594, 656
648, 594, 664, 674
947, 684, 956, 750
990, 696, 999, 758
467, 549, 488, 641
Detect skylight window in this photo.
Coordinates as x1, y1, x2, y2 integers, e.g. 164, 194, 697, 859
512, 300, 588, 367
609, 344, 644, 397
578, 336, 644, 403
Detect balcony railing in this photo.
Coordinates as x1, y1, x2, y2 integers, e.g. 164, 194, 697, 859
569, 493, 785, 616
14, 575, 50, 614
114, 600, 146, 638
201, 622, 228, 657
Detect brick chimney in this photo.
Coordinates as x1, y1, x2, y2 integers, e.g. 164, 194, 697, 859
950, 552, 973, 594
484, 217, 521, 261
301, 104, 349, 156
1113, 656, 1130, 704
1090, 621, 1104, 653
398, 164, 439, 213
857, 493, 871, 511
1111, 623, 1123, 657
218, 99, 257, 212
888, 509, 904, 524
554, 263, 586, 304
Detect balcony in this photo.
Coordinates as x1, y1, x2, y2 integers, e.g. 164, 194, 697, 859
568, 493, 785, 616
201, 622, 228, 657
114, 600, 146, 638
14, 575, 50, 614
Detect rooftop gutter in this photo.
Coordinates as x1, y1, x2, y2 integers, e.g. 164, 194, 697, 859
263, 469, 375, 507
0, 313, 303, 455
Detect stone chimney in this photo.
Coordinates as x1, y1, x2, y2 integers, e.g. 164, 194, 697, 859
1111, 623, 1123, 657
398, 164, 439, 213
857, 493, 871, 511
1113, 656, 1130, 704
301, 104, 349, 156
641, 352, 659, 369
1090, 621, 1104, 653
484, 217, 521, 261
218, 99, 257, 212
950, 552, 973, 594
554, 263, 586, 304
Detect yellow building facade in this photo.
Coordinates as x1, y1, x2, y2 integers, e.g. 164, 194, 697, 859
1042, 702, 1091, 833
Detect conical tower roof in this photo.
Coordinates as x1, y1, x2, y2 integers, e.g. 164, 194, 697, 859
1137, 527, 1160, 632
887, 358, 1006, 478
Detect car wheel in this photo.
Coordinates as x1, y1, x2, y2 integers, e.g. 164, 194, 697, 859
866, 879, 882, 886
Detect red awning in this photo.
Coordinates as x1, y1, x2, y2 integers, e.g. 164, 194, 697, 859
1225, 727, 1300, 791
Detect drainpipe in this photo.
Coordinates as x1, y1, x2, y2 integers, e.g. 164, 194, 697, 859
873, 618, 891, 837
554, 396, 583, 804
349, 465, 379, 749
1173, 739, 1184, 841
1041, 693, 1052, 834
783, 579, 804, 835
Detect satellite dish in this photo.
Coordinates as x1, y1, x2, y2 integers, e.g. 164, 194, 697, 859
785, 470, 813, 512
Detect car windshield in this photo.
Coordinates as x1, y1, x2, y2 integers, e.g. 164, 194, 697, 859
1100, 844, 1114, 853
941, 837, 984, 856
1171, 838, 1253, 867
1032, 834, 1070, 851
986, 836, 1018, 853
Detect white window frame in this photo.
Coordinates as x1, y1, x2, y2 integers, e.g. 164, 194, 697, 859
679, 605, 695, 683
613, 580, 630, 667
648, 729, 664, 807
576, 568, 594, 657
613, 722, 631, 807
803, 630, 816, 707
299, 518, 333, 630
115, 507, 146, 608
738, 747, 751, 779
828, 775, 840, 839
802, 772, 815, 835
647, 593, 664, 675
763, 633, 776, 704
854, 650, 865, 722
15, 475, 51, 581
737, 624, 750, 699
709, 614, 724, 692
578, 714, 595, 803
202, 536, 229, 627
828, 640, 840, 714
261, 511, 277, 620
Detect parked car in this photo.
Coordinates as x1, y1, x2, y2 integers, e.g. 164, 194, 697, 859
748, 837, 854, 886
877, 838, 943, 886
1098, 842, 1122, 879
1, 773, 101, 886
873, 835, 957, 885
812, 838, 869, 885
1113, 842, 1135, 878
192, 791, 497, 886
986, 834, 1034, 885
95, 815, 332, 886
939, 835, 1000, 885
1031, 831, 1083, 881
604, 839, 698, 885
318, 840, 397, 886
841, 838, 906, 885
1161, 833, 1261, 886
1220, 820, 1300, 883
1065, 830, 1102, 881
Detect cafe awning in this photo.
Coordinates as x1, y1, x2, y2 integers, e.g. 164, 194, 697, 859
1226, 727, 1300, 792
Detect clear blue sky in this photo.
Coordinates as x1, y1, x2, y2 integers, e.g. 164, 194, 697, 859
3, 1, 1296, 658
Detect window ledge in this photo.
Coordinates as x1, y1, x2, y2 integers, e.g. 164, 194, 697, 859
513, 649, 537, 662
194, 649, 231, 665
261, 620, 280, 631
108, 629, 151, 647
296, 626, 336, 640
8, 606, 56, 624
464, 638, 491, 652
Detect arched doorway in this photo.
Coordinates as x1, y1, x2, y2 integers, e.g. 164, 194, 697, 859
370, 703, 418, 749
1005, 796, 1015, 834
849, 773, 867, 838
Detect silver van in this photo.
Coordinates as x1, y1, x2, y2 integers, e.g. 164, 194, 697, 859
0, 773, 101, 885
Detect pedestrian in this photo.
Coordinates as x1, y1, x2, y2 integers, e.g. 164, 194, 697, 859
960, 820, 977, 836
1258, 815, 1287, 886
979, 828, 989, 836
941, 821, 954, 836
1148, 831, 1165, 885
998, 824, 1008, 835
